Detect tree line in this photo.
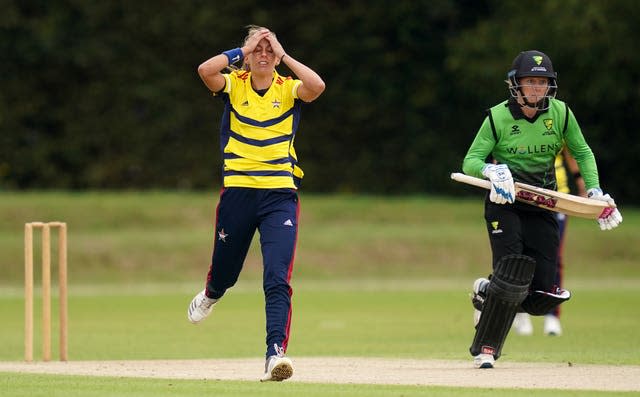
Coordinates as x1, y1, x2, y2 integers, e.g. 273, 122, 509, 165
2, 0, 639, 204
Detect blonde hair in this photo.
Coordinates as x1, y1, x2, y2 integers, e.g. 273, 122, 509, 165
231, 25, 275, 72
243, 25, 276, 46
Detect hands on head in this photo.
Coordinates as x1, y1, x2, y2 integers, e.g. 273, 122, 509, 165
243, 29, 286, 63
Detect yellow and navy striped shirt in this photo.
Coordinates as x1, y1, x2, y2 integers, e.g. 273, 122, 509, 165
218, 70, 303, 189
554, 153, 570, 193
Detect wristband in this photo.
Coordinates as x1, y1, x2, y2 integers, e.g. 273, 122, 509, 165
222, 48, 244, 65
573, 171, 582, 178
280, 53, 287, 62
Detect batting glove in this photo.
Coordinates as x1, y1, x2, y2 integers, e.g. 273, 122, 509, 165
587, 188, 623, 230
482, 164, 515, 204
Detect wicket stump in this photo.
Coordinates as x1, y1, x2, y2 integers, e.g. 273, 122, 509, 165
24, 221, 68, 362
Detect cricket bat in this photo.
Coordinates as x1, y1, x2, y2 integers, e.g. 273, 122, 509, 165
450, 172, 614, 219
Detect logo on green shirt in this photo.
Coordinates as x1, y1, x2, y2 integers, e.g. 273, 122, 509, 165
542, 119, 556, 135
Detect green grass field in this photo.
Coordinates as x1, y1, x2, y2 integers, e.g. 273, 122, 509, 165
1, 192, 639, 396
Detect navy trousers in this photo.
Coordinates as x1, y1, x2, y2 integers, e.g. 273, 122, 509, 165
205, 187, 299, 358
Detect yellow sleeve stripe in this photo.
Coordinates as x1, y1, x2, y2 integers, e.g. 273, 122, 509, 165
555, 154, 570, 193
222, 74, 231, 94
292, 81, 302, 99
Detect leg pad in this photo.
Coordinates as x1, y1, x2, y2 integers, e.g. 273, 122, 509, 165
470, 254, 536, 359
522, 288, 571, 315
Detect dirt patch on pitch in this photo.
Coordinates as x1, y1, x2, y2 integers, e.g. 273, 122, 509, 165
1, 357, 639, 391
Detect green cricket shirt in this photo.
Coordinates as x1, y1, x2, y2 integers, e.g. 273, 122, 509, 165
463, 98, 599, 191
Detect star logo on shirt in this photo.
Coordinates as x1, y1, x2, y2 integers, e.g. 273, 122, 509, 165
218, 228, 228, 242
272, 99, 281, 108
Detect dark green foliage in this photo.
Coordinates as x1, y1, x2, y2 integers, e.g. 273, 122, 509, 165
1, 1, 638, 203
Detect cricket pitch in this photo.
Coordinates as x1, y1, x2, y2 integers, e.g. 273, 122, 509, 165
1, 357, 639, 391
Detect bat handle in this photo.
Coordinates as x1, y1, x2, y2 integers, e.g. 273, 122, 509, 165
598, 207, 616, 219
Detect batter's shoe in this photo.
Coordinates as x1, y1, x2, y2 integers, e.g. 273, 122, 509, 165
260, 354, 293, 382
473, 353, 495, 369
512, 312, 533, 336
187, 289, 217, 324
543, 314, 562, 336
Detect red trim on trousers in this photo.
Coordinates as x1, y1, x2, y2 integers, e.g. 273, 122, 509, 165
281, 193, 300, 351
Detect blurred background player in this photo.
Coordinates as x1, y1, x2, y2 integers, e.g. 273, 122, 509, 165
512, 147, 587, 336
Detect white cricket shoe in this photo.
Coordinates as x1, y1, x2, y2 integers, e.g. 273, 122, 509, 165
512, 312, 533, 336
187, 289, 217, 324
473, 353, 495, 369
260, 354, 293, 382
543, 314, 563, 336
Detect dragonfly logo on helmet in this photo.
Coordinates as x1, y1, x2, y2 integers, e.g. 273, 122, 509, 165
507, 50, 558, 110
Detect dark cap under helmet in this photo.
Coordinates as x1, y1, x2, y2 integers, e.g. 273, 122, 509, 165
507, 50, 558, 107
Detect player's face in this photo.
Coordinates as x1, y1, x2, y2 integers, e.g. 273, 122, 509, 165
518, 77, 550, 104
248, 38, 276, 74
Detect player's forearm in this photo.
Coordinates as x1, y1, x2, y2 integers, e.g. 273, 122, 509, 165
562, 148, 587, 196
564, 117, 600, 189
197, 54, 229, 92
463, 122, 495, 177
563, 149, 580, 175
281, 55, 325, 101
566, 141, 599, 190
462, 155, 488, 178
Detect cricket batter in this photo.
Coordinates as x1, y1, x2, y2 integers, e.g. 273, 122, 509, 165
187, 25, 325, 381
462, 50, 622, 368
